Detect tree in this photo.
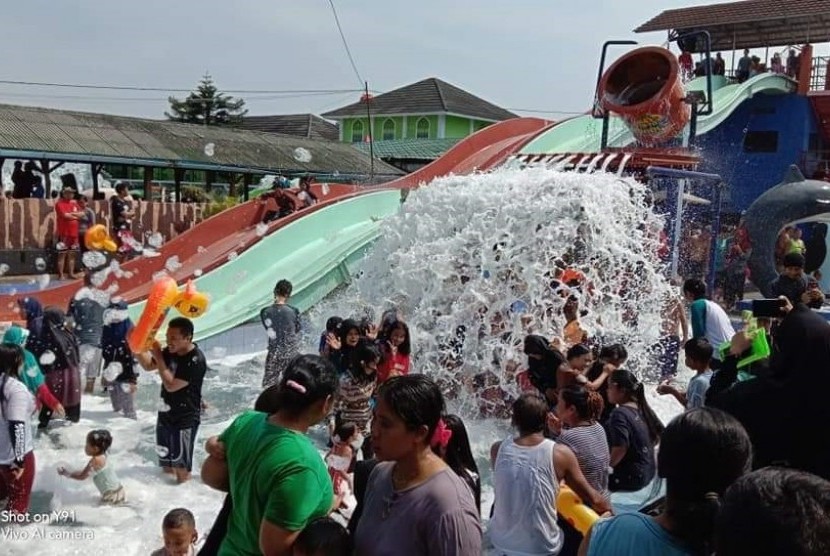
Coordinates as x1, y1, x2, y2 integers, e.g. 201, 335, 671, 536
165, 73, 248, 126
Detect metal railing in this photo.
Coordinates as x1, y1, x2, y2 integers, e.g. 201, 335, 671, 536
811, 56, 830, 91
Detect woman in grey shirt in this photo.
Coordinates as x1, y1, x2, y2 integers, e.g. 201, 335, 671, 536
354, 375, 481, 556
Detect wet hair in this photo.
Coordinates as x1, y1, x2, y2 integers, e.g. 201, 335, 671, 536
715, 467, 830, 556
440, 414, 481, 514
167, 317, 194, 339
254, 385, 280, 414
609, 369, 664, 443
325, 316, 343, 333
86, 429, 113, 455
377, 375, 445, 441
115, 182, 128, 194
275, 355, 337, 417
356, 342, 381, 373
566, 343, 591, 361
511, 392, 549, 435
274, 279, 293, 298
338, 318, 362, 345
162, 508, 196, 530
684, 337, 714, 363
379, 319, 411, 356
598, 343, 627, 364
294, 517, 352, 556
559, 384, 604, 421
0, 343, 23, 379
659, 408, 752, 555
333, 421, 357, 442
683, 278, 707, 300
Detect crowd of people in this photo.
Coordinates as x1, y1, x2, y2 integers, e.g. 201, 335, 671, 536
1, 255, 830, 556
677, 47, 803, 83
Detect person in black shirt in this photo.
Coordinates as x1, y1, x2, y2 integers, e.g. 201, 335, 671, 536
10, 161, 27, 198
136, 317, 207, 483
769, 252, 824, 308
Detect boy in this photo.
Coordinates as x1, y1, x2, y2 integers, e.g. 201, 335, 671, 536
260, 279, 301, 388
657, 338, 713, 410
151, 508, 198, 556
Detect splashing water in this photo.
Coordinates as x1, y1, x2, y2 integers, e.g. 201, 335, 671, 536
37, 274, 51, 290
227, 252, 238, 262
194, 269, 203, 277
256, 223, 269, 237
147, 232, 164, 249
102, 362, 122, 382
197, 246, 207, 254
39, 351, 56, 365
204, 143, 216, 157
0, 263, 9, 276
311, 167, 673, 413
293, 147, 312, 163
82, 251, 107, 270
165, 256, 182, 272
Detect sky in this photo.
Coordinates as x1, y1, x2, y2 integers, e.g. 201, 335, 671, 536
1, 0, 827, 121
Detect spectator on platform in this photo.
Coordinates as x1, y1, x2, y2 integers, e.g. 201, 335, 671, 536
771, 52, 784, 74
787, 49, 800, 79
736, 49, 752, 82
31, 176, 44, 199
678, 49, 693, 81
713, 53, 725, 76
10, 161, 26, 199
77, 195, 95, 253
111, 183, 135, 260
54, 186, 84, 281
297, 177, 318, 209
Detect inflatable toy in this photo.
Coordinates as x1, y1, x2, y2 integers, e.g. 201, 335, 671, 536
84, 224, 118, 252
557, 486, 600, 536
127, 278, 210, 353
173, 280, 210, 318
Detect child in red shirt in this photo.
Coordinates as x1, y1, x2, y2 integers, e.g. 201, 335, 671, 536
377, 320, 411, 383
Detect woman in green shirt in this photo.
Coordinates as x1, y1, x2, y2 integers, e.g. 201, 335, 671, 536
202, 354, 338, 556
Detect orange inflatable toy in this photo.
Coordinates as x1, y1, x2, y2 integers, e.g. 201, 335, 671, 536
127, 276, 179, 353
598, 46, 691, 146
84, 224, 118, 252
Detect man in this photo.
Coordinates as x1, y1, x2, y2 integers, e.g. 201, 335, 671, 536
260, 279, 301, 388
10, 161, 27, 199
769, 252, 824, 309
713, 52, 726, 76
110, 182, 135, 260
136, 317, 207, 483
68, 274, 105, 394
683, 278, 735, 368
54, 185, 85, 280
737, 48, 753, 82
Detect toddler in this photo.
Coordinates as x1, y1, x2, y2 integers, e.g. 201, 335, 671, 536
58, 429, 125, 504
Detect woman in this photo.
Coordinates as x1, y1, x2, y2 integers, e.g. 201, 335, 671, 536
201, 355, 338, 556
35, 307, 81, 428
2, 325, 64, 419
376, 319, 411, 384
524, 334, 565, 406
354, 375, 482, 555
434, 414, 481, 515
580, 408, 752, 555
326, 318, 364, 375
0, 343, 37, 516
604, 369, 663, 492
557, 344, 593, 393
18, 297, 44, 355
490, 392, 611, 556
584, 344, 627, 423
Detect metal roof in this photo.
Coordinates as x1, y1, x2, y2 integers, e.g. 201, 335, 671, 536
322, 78, 517, 122
353, 138, 461, 161
635, 0, 830, 50
240, 113, 340, 141
0, 103, 402, 177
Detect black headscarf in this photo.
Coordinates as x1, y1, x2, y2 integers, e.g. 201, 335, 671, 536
42, 307, 80, 371
523, 335, 564, 394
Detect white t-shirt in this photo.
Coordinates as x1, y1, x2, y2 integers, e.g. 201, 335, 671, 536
0, 376, 35, 465
703, 300, 735, 359
686, 370, 713, 409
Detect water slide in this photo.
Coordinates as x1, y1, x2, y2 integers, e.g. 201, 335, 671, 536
519, 73, 795, 155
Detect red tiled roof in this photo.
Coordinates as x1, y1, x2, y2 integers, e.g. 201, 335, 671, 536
636, 0, 830, 33
635, 0, 830, 50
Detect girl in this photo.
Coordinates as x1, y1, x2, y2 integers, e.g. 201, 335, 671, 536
101, 301, 137, 419
581, 408, 752, 556
3, 325, 65, 419
584, 344, 627, 423
326, 318, 363, 375
557, 344, 593, 393
325, 421, 358, 506
433, 413, 481, 515
35, 307, 81, 429
376, 319, 411, 384
329, 343, 379, 459
59, 429, 125, 504
354, 375, 482, 555
604, 369, 663, 492
0, 343, 36, 516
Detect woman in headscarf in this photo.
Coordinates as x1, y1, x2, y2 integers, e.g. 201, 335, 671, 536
2, 325, 64, 419
17, 297, 44, 355
523, 335, 565, 406
35, 308, 81, 429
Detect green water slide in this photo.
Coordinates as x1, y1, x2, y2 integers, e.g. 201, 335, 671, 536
520, 73, 796, 154
128, 189, 402, 342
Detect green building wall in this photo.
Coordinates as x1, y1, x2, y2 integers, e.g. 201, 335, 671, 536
340, 114, 491, 142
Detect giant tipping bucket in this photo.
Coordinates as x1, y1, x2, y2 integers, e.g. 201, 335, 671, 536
598, 46, 691, 146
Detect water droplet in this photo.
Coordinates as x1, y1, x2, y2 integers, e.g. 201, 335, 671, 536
147, 232, 164, 249
266, 327, 277, 340
293, 147, 312, 163
197, 246, 207, 253
204, 143, 215, 157
155, 445, 169, 457
0, 263, 9, 276
90, 269, 109, 287
264, 318, 272, 327
227, 252, 238, 262
157, 400, 171, 413
37, 274, 51, 290
26, 365, 39, 377
256, 223, 269, 236
120, 382, 132, 393
152, 270, 168, 282
193, 269, 203, 277
209, 346, 227, 359
82, 251, 107, 269
34, 257, 47, 272
40, 351, 56, 365
322, 183, 331, 196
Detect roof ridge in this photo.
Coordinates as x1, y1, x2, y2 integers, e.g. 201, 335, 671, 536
432, 78, 449, 112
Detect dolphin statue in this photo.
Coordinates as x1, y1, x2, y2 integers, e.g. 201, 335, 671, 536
745, 165, 830, 296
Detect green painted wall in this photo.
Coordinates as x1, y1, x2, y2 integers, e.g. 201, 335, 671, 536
406, 115, 438, 139
339, 114, 492, 142
343, 116, 412, 142
445, 115, 473, 138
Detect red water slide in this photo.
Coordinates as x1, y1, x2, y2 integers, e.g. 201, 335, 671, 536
0, 117, 549, 321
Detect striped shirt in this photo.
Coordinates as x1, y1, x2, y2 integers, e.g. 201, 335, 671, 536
334, 373, 376, 435
558, 422, 611, 500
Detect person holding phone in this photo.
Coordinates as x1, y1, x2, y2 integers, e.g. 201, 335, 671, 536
769, 252, 824, 309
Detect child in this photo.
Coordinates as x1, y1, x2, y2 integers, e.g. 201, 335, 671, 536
319, 316, 343, 357
325, 422, 358, 506
376, 319, 411, 383
657, 338, 714, 410
294, 517, 352, 556
151, 508, 199, 556
101, 301, 137, 419
58, 429, 125, 504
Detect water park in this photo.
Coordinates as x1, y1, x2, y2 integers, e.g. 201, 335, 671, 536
1, 1, 830, 555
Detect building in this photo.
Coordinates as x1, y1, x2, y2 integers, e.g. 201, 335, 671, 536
240, 113, 340, 142
323, 77, 516, 171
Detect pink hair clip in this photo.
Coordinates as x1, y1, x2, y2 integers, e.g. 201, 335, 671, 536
430, 418, 453, 449
285, 380, 307, 394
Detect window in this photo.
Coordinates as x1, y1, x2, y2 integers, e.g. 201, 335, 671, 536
416, 117, 430, 139
382, 118, 396, 141
351, 120, 364, 143
743, 131, 779, 153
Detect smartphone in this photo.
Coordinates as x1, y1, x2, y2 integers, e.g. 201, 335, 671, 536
752, 298, 785, 318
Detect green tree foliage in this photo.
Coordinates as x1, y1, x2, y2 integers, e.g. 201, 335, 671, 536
165, 73, 247, 126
